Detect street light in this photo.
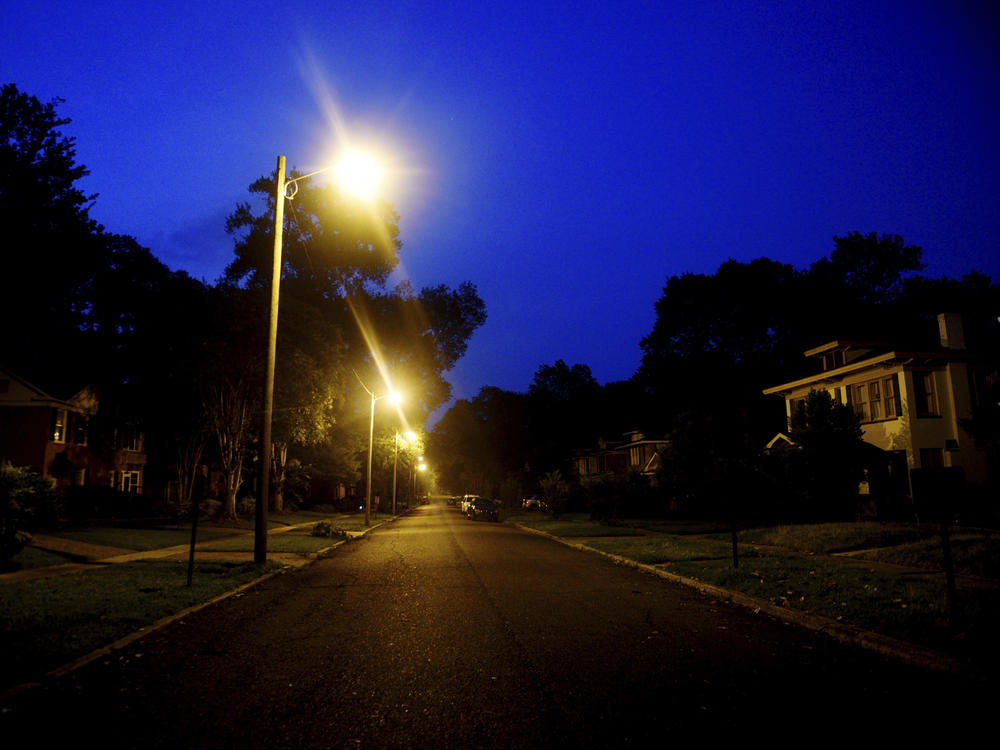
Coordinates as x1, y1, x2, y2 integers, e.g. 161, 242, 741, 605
356, 372, 399, 527
393, 430, 417, 514
257, 150, 384, 563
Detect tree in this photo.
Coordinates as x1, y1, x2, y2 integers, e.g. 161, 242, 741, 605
527, 360, 603, 473
811, 231, 925, 307
223, 167, 485, 504
787, 390, 866, 520
0, 83, 107, 378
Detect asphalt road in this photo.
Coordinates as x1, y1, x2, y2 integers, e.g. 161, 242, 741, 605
2, 503, 992, 747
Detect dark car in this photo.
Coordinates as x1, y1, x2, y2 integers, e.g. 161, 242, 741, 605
467, 497, 499, 522
521, 494, 548, 511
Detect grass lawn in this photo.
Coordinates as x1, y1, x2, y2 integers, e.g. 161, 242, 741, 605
42, 525, 239, 551
586, 535, 737, 564
0, 560, 274, 690
854, 535, 1000, 578
7, 546, 76, 570
728, 521, 944, 554
199, 534, 339, 554
663, 555, 1000, 656
512, 513, 646, 538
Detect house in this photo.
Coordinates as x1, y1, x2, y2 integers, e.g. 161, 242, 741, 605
0, 365, 146, 493
573, 431, 669, 481
762, 313, 992, 498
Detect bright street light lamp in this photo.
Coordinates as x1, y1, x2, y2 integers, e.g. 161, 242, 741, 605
257, 150, 384, 563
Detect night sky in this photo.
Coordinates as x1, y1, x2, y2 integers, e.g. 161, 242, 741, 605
4, 1, 998, 412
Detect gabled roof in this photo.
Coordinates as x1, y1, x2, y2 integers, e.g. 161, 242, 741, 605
0, 365, 93, 412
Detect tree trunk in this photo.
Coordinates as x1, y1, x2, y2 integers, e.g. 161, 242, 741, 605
272, 442, 287, 513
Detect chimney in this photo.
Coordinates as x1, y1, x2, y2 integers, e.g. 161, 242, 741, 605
937, 312, 965, 350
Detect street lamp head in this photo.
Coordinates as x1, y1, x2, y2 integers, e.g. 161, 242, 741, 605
335, 149, 382, 201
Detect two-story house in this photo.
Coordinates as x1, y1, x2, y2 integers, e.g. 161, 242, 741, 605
0, 365, 146, 493
763, 313, 991, 497
573, 431, 669, 481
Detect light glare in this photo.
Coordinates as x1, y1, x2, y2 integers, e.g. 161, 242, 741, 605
335, 149, 382, 201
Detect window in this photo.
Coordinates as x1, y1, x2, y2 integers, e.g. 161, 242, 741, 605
823, 350, 845, 371
51, 408, 67, 443
883, 376, 899, 418
913, 372, 938, 417
120, 470, 142, 494
120, 428, 144, 452
847, 374, 901, 424
72, 414, 89, 446
849, 383, 869, 422
868, 380, 881, 420
919, 448, 944, 468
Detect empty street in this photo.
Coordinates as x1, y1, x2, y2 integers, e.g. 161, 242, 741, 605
2, 502, 991, 747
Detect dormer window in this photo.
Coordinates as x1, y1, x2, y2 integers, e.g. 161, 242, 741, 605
823, 350, 845, 371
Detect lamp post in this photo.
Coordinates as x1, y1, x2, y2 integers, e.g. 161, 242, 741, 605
256, 150, 384, 563
357, 373, 399, 526
393, 430, 417, 514
392, 431, 399, 515
414, 457, 427, 504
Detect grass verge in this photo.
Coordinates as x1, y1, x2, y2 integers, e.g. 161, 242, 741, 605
0, 560, 275, 691
43, 526, 238, 551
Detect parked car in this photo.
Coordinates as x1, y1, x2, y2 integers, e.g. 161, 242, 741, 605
467, 497, 499, 522
460, 494, 481, 514
521, 494, 548, 511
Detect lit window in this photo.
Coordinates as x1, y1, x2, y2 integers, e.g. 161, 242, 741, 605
120, 470, 142, 494
52, 409, 67, 443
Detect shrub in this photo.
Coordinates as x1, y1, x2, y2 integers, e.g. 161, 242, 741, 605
310, 521, 348, 539
1, 462, 61, 564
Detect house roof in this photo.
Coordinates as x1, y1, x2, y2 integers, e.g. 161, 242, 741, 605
763, 348, 969, 396
801, 340, 886, 358
0, 365, 91, 412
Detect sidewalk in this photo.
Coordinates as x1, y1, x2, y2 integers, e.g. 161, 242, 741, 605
1, 518, 374, 585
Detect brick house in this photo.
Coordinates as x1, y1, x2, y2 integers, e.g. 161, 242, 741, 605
0, 365, 146, 493
573, 431, 669, 481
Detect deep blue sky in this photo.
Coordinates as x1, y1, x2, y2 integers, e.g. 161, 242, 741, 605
4, 1, 999, 412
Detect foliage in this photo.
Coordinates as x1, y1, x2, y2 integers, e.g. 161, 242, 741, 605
1, 463, 61, 564
785, 390, 866, 520
310, 521, 348, 539
585, 470, 658, 521
0, 84, 105, 377
539, 470, 569, 517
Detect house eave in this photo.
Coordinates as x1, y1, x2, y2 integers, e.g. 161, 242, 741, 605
763, 349, 968, 396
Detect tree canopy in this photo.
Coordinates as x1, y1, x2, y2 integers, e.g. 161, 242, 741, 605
1, 82, 487, 512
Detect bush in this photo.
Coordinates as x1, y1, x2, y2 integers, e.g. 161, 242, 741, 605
310, 521, 348, 539
586, 471, 661, 521
1, 462, 61, 564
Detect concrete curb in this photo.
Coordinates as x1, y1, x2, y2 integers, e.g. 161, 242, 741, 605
512, 522, 982, 681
